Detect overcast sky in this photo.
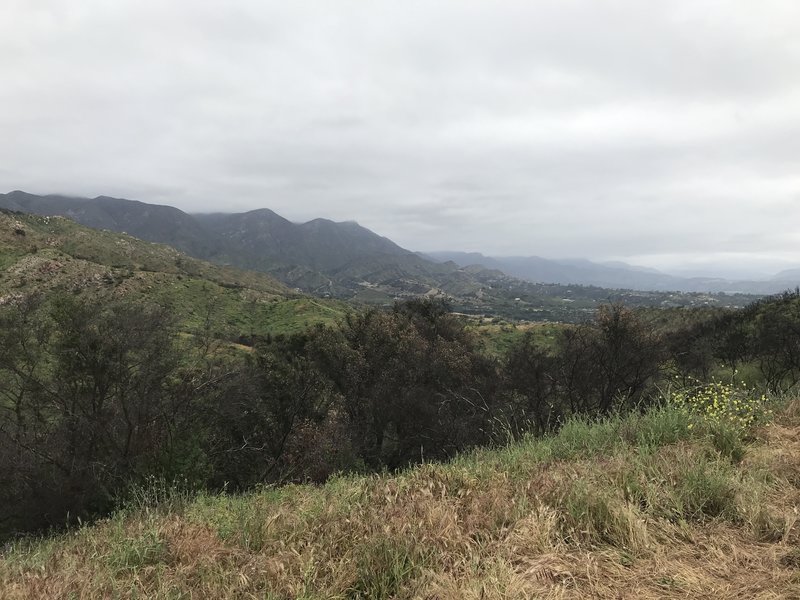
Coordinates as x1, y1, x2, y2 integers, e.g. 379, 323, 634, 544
2, 1, 800, 277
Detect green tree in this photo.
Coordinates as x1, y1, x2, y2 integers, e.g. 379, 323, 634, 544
555, 304, 663, 414
0, 295, 180, 536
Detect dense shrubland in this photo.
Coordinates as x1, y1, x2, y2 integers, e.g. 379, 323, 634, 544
3, 389, 798, 598
2, 291, 800, 541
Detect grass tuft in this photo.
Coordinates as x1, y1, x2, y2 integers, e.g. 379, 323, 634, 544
348, 536, 427, 600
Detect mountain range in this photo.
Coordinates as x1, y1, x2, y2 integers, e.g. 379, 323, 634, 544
424, 253, 800, 295
0, 190, 792, 305
0, 191, 452, 296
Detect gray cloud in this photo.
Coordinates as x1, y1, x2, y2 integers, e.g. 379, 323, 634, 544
2, 0, 800, 276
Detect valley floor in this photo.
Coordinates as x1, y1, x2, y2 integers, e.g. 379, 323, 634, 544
2, 402, 800, 599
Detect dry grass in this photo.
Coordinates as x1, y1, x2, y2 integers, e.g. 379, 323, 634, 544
2, 402, 800, 599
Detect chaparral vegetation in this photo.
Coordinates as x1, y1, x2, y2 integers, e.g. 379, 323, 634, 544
2, 211, 800, 598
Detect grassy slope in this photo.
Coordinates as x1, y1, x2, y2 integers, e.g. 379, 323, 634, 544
2, 401, 799, 599
0, 211, 349, 336
467, 319, 568, 356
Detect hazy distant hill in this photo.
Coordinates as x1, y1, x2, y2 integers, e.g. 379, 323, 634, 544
425, 251, 800, 295
195, 210, 411, 271
773, 268, 800, 283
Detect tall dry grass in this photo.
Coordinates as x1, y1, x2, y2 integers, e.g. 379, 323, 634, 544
2, 400, 799, 599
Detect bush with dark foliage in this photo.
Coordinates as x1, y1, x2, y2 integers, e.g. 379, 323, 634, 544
4, 291, 800, 541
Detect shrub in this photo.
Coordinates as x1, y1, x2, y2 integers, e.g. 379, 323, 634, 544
555, 304, 664, 415
668, 378, 772, 435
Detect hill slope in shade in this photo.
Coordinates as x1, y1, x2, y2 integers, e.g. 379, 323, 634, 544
194, 211, 410, 272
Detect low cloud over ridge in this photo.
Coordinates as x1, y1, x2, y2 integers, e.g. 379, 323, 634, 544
2, 1, 799, 277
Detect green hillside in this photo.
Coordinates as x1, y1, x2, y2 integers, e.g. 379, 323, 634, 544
0, 209, 348, 336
